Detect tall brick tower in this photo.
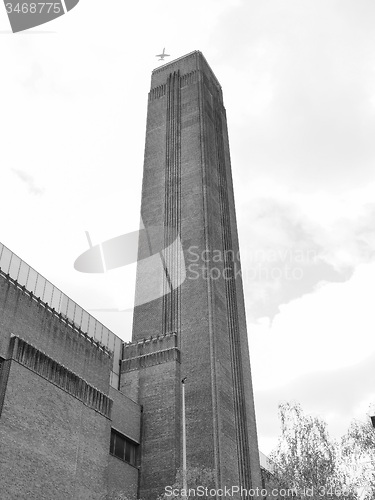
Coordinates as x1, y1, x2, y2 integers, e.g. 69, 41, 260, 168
121, 51, 261, 499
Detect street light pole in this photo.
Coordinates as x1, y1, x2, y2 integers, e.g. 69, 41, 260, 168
182, 377, 187, 494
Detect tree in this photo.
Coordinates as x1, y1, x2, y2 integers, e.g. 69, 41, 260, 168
269, 402, 357, 499
340, 417, 375, 500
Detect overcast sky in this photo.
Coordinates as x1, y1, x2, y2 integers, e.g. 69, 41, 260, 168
1, 0, 375, 455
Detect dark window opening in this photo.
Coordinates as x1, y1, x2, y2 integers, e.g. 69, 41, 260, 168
110, 429, 137, 466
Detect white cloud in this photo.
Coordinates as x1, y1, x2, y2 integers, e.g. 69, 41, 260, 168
249, 261, 375, 392
233, 179, 375, 322
352, 393, 375, 422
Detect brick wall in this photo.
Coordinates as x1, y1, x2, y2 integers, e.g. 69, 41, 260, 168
109, 386, 141, 443
0, 275, 111, 394
0, 358, 110, 499
0, 272, 142, 500
107, 456, 139, 499
131, 51, 262, 496
121, 335, 181, 500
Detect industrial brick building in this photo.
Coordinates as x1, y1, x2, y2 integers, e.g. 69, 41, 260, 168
0, 246, 140, 499
0, 51, 264, 499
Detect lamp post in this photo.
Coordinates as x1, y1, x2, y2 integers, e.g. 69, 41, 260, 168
182, 377, 187, 494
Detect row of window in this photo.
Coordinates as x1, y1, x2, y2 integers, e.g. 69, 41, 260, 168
110, 429, 137, 466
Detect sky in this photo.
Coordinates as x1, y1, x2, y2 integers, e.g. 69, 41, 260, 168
1, 0, 375, 456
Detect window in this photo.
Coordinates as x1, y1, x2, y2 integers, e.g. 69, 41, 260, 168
110, 429, 137, 466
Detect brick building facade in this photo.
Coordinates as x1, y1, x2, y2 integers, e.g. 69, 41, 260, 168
0, 260, 140, 500
0, 52, 262, 499
129, 51, 262, 499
